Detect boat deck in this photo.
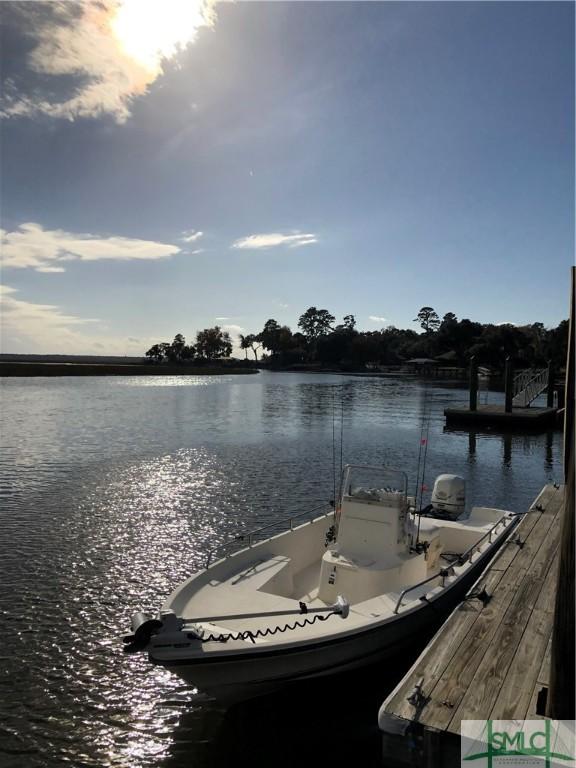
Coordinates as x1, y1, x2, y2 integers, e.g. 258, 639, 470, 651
378, 483, 564, 767
176, 512, 515, 649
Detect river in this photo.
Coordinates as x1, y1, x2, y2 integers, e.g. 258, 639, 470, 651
0, 372, 562, 767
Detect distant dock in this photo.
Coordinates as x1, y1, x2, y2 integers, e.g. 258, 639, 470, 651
445, 404, 559, 430
378, 484, 564, 768
445, 357, 560, 431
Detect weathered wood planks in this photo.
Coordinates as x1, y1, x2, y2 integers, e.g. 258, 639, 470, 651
380, 484, 564, 746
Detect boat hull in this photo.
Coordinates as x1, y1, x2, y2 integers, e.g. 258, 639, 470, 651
151, 530, 512, 702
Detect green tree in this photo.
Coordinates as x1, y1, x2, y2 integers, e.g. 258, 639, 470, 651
436, 313, 459, 355
258, 319, 283, 354
181, 344, 195, 361
414, 307, 440, 333
441, 312, 458, 325
195, 326, 232, 360
350, 332, 382, 366
298, 307, 335, 339
469, 323, 526, 367
525, 322, 547, 365
239, 334, 251, 360
545, 320, 569, 369
245, 333, 262, 361
145, 343, 169, 363
167, 333, 187, 362
342, 314, 356, 331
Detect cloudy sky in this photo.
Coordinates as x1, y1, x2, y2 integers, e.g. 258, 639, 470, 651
1, 0, 574, 355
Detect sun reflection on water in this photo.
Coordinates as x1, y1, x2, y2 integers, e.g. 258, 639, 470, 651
117, 376, 232, 387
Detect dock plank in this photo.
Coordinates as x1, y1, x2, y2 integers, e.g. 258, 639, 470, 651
488, 553, 559, 721
526, 635, 554, 719
384, 569, 505, 723
537, 634, 553, 686
420, 572, 534, 730
488, 485, 550, 571
445, 492, 562, 727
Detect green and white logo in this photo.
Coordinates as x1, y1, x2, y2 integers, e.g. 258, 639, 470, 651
461, 720, 575, 768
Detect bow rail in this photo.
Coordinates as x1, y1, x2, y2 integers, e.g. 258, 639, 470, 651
205, 502, 333, 568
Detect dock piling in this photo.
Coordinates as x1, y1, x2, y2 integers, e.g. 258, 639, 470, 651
546, 360, 554, 409
504, 356, 514, 413
469, 356, 478, 412
546, 266, 575, 719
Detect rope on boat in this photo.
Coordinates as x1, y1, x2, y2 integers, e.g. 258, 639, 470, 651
193, 610, 341, 644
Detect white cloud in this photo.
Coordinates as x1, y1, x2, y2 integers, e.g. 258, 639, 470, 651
222, 324, 243, 336
369, 315, 387, 323
215, 316, 230, 321
221, 323, 246, 357
181, 230, 203, 243
231, 232, 318, 250
1, 223, 181, 272
1, 1, 218, 124
0, 284, 155, 355
1, 283, 96, 350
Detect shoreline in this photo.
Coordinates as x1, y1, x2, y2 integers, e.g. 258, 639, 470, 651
0, 362, 258, 377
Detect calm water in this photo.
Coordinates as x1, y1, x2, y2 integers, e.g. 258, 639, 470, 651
0, 372, 562, 768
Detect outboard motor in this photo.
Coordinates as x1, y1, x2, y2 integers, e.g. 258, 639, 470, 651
431, 474, 465, 519
123, 612, 163, 654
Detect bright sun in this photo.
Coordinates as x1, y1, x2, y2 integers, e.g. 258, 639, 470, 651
110, 0, 212, 74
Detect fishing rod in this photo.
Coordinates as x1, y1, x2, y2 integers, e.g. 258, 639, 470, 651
412, 393, 432, 548
332, 387, 337, 510
411, 411, 427, 547
338, 389, 344, 501
415, 412, 431, 547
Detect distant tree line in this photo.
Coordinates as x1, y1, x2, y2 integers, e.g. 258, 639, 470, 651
145, 327, 232, 363
253, 306, 568, 371
145, 307, 568, 372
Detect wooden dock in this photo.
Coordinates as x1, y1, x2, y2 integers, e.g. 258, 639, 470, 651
378, 484, 565, 768
444, 404, 559, 431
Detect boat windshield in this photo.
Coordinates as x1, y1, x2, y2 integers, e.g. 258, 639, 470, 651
340, 465, 407, 504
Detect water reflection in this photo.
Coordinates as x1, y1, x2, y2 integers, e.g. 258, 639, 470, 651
118, 376, 231, 388
444, 426, 559, 474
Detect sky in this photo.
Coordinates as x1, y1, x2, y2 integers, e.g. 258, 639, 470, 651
1, 0, 574, 356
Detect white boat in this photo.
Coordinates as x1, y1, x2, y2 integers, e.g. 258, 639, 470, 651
124, 465, 519, 702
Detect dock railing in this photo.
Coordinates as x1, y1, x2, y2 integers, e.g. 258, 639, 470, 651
205, 502, 333, 568
512, 367, 549, 407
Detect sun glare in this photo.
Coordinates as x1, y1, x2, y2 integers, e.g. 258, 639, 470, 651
110, 0, 211, 74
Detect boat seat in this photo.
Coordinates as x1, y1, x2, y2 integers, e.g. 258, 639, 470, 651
415, 518, 441, 540
426, 515, 504, 554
